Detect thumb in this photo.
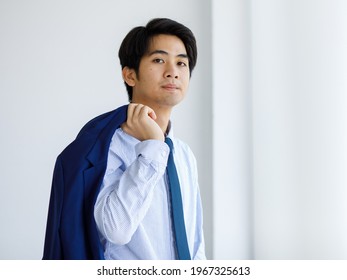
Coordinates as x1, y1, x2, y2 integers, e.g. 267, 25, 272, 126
147, 109, 157, 120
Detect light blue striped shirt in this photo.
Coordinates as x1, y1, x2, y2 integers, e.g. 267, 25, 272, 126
94, 127, 206, 260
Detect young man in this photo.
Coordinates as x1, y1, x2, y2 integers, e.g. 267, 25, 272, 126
43, 18, 205, 260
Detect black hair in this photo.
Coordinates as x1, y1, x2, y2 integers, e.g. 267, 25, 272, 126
118, 18, 197, 101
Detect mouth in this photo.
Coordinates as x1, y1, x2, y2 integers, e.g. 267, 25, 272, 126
162, 84, 179, 91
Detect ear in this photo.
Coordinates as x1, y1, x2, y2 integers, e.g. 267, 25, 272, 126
122, 67, 137, 87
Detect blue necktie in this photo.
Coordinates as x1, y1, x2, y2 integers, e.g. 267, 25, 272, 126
165, 137, 191, 260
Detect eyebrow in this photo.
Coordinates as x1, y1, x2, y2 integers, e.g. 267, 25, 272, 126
148, 50, 188, 59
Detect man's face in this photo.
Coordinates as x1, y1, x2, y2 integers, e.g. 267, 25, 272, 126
131, 34, 190, 109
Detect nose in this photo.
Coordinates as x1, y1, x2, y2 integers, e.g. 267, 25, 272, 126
165, 62, 179, 79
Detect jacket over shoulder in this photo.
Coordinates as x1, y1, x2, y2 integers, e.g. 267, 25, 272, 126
43, 105, 128, 259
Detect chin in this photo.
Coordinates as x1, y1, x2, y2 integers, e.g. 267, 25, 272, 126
162, 96, 184, 107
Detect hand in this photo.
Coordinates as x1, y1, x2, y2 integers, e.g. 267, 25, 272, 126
121, 103, 164, 141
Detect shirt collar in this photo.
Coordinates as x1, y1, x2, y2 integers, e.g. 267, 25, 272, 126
165, 120, 174, 139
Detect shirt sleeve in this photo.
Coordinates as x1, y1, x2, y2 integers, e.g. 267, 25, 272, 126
94, 139, 169, 245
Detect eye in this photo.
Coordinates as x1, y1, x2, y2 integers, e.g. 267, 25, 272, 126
177, 61, 188, 67
153, 58, 164, 63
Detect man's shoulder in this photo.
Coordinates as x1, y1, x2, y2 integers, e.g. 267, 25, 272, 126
173, 137, 197, 161
173, 137, 191, 151
59, 105, 128, 160
76, 105, 127, 139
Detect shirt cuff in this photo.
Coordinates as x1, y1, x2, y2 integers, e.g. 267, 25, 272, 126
135, 139, 170, 164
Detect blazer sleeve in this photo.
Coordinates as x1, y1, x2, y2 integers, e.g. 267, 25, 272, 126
42, 156, 64, 259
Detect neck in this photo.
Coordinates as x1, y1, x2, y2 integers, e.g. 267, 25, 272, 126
155, 107, 172, 134
149, 105, 172, 134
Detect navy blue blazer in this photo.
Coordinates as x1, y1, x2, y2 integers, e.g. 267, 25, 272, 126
43, 105, 128, 259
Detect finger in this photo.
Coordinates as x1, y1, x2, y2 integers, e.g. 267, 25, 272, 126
133, 103, 145, 120
147, 109, 157, 120
127, 103, 137, 121
139, 105, 157, 120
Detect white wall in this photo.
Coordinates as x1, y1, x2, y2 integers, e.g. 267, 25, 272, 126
211, 0, 347, 260
252, 0, 347, 259
0, 0, 213, 259
212, 0, 253, 259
